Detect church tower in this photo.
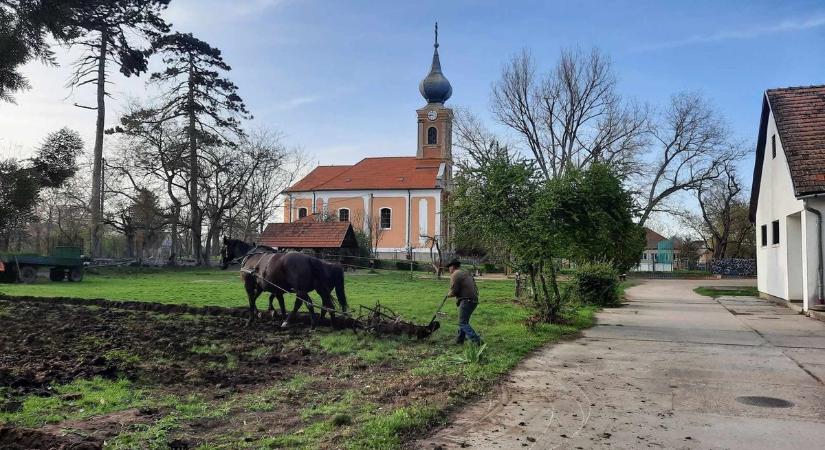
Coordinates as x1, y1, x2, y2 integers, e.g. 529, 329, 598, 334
416, 23, 453, 163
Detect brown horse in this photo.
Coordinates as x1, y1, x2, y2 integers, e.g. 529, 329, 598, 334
223, 239, 348, 328
221, 238, 284, 314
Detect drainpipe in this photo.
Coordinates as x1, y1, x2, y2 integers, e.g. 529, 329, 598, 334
288, 194, 293, 223
406, 189, 412, 259
804, 200, 824, 304
312, 191, 316, 214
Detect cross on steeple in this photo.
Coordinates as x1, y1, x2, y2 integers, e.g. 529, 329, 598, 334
434, 22, 439, 49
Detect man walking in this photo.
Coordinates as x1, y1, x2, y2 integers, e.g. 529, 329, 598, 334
446, 258, 481, 345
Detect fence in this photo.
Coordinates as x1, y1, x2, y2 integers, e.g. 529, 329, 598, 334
628, 258, 757, 279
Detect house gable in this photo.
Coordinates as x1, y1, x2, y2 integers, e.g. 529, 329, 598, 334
754, 108, 802, 222
750, 85, 825, 222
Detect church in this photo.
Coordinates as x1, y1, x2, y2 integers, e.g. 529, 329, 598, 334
283, 27, 454, 259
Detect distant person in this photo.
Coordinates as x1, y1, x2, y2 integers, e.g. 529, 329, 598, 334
446, 258, 481, 345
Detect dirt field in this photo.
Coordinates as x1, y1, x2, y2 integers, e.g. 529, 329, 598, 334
0, 269, 597, 448
0, 296, 457, 449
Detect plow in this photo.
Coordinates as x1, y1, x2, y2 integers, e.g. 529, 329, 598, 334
252, 301, 445, 339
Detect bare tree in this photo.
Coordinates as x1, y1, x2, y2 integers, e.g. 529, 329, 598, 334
228, 131, 308, 241
491, 48, 648, 179
452, 107, 501, 165
420, 234, 444, 278
677, 163, 754, 259
635, 93, 742, 226
109, 104, 189, 263
696, 164, 741, 259
199, 132, 290, 265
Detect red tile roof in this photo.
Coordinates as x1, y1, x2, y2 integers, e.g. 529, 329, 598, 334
644, 227, 667, 249
259, 221, 359, 249
286, 157, 443, 192
750, 85, 825, 221
766, 85, 825, 197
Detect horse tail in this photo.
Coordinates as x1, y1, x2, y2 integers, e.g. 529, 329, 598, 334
331, 264, 348, 311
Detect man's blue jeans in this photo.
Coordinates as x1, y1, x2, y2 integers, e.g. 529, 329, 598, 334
457, 299, 481, 344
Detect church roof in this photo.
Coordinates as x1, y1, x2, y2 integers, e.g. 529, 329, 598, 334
285, 157, 444, 192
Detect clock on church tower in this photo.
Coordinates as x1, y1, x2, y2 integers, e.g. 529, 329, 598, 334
416, 23, 453, 162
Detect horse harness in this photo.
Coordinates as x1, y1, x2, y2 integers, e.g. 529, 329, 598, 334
239, 247, 345, 317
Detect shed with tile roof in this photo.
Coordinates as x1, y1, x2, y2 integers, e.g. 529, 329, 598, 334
259, 221, 359, 250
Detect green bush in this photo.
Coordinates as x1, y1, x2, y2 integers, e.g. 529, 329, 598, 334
482, 263, 498, 273
572, 262, 619, 306
395, 261, 421, 271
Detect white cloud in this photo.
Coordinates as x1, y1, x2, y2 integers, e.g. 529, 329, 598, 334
166, 0, 287, 29
635, 14, 825, 52
271, 95, 321, 111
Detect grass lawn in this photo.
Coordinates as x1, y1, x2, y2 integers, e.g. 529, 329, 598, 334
694, 285, 760, 298
0, 268, 596, 449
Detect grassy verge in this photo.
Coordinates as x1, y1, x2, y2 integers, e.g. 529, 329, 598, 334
694, 286, 759, 298
0, 269, 596, 448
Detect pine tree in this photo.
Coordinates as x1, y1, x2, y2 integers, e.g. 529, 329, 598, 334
0, 0, 81, 102
66, 0, 170, 258
146, 32, 251, 265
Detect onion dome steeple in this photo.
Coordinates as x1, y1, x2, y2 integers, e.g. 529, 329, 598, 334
419, 22, 452, 104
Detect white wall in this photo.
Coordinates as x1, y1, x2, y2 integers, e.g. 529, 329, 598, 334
802, 197, 825, 309
786, 213, 803, 300
755, 110, 805, 300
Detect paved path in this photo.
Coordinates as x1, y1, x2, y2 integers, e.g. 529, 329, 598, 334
419, 279, 825, 449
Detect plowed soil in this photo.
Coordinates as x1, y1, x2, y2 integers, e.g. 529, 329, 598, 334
0, 295, 453, 448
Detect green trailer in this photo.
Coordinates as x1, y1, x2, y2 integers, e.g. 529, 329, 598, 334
0, 246, 85, 283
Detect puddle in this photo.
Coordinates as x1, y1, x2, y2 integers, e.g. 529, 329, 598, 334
736, 396, 794, 408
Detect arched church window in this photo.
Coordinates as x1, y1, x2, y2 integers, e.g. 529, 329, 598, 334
298, 207, 307, 220
379, 208, 392, 229
338, 208, 350, 222
427, 126, 437, 145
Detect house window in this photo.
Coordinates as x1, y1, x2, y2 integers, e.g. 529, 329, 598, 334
771, 134, 776, 159
379, 208, 391, 229
427, 126, 437, 145
338, 208, 349, 222
297, 207, 307, 220
772, 220, 780, 245
761, 224, 768, 247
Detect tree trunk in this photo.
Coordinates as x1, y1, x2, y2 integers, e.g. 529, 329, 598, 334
169, 206, 179, 266
187, 56, 202, 265
89, 31, 108, 258
544, 259, 562, 322
125, 229, 135, 258
202, 219, 218, 267
527, 264, 539, 307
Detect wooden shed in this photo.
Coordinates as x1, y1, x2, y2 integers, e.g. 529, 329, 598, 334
259, 221, 359, 250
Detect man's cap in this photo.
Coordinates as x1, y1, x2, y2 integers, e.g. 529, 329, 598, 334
446, 258, 461, 268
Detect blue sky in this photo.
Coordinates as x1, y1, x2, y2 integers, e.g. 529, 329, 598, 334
2, 0, 824, 200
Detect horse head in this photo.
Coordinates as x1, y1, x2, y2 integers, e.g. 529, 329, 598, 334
220, 240, 231, 270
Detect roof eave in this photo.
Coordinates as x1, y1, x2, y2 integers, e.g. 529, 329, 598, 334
749, 94, 771, 223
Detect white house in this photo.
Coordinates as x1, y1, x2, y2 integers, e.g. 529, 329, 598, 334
750, 85, 825, 311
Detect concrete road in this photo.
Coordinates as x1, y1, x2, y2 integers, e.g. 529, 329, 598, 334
419, 279, 825, 450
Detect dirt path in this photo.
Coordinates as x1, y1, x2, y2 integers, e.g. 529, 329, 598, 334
419, 279, 825, 449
